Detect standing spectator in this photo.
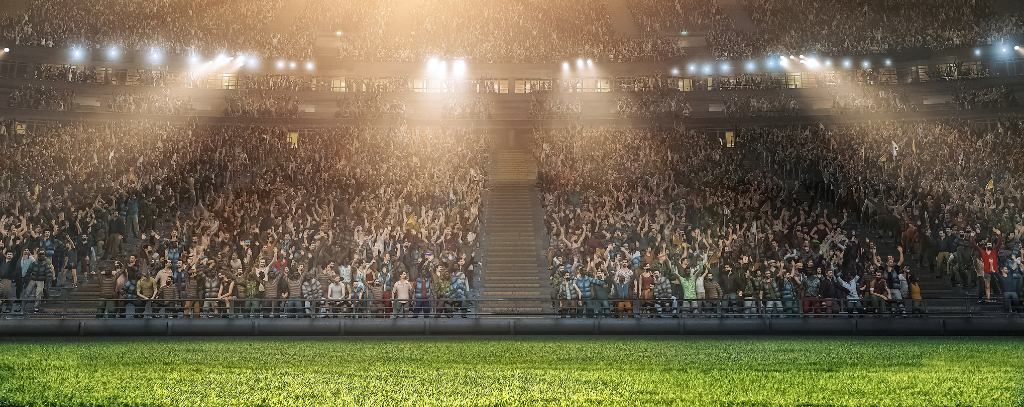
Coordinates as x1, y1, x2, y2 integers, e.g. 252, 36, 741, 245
413, 272, 431, 317
24, 248, 50, 314
301, 268, 322, 317
326, 276, 346, 317
592, 270, 612, 317
155, 279, 180, 317
136, 269, 159, 318
242, 272, 261, 316
217, 272, 237, 317
393, 271, 413, 317
94, 262, 126, 318
997, 266, 1020, 313
0, 251, 15, 316
867, 270, 891, 315
183, 264, 204, 318
105, 212, 125, 260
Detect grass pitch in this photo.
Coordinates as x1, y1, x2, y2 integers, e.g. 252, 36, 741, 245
0, 337, 1021, 406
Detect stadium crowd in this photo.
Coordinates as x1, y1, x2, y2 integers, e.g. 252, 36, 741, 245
0, 121, 486, 318
442, 96, 494, 120
952, 85, 1019, 110
225, 92, 300, 118
630, 0, 1023, 60
0, 0, 1019, 63
536, 118, 1024, 318
335, 93, 406, 119
617, 93, 691, 119
6, 84, 75, 110
530, 96, 582, 120
108, 91, 192, 115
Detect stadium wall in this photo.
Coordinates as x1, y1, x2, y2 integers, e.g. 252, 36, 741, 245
0, 318, 1022, 336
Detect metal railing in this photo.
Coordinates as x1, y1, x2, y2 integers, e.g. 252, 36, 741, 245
1, 296, 1022, 319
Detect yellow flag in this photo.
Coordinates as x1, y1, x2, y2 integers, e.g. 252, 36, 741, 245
987, 179, 994, 190
912, 139, 916, 152
878, 156, 886, 163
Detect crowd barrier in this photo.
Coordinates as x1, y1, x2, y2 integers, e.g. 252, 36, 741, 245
1, 296, 1021, 319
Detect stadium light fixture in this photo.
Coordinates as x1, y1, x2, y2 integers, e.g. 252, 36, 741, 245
687, 63, 696, 73
189, 54, 200, 65
862, 60, 871, 68
427, 57, 439, 74
702, 64, 712, 74
562, 61, 569, 71
974, 48, 982, 56
107, 47, 119, 60
824, 59, 832, 67
2, 47, 8, 53
745, 61, 756, 72
671, 68, 679, 75
453, 59, 466, 77
1016, 45, 1021, 50
277, 60, 285, 69
336, 31, 342, 36
289, 61, 296, 69
720, 62, 730, 73
576, 58, 584, 68
70, 47, 83, 59
149, 49, 162, 63
586, 59, 593, 67
305, 61, 314, 70
843, 59, 851, 68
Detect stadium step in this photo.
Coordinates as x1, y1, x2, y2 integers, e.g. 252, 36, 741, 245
604, 0, 639, 38
479, 146, 551, 315
385, 0, 417, 36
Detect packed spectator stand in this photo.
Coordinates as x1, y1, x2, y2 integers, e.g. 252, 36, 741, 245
0, 0, 1021, 324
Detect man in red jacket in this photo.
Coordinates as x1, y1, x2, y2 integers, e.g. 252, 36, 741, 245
972, 228, 1001, 303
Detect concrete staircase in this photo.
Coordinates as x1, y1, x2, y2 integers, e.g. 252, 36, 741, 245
385, 0, 418, 37
266, 0, 310, 35
478, 136, 550, 315
604, 0, 639, 38
717, 0, 757, 32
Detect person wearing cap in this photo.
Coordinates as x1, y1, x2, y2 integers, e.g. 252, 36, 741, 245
94, 261, 126, 318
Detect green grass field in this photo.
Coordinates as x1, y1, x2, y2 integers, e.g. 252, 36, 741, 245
0, 337, 1021, 406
